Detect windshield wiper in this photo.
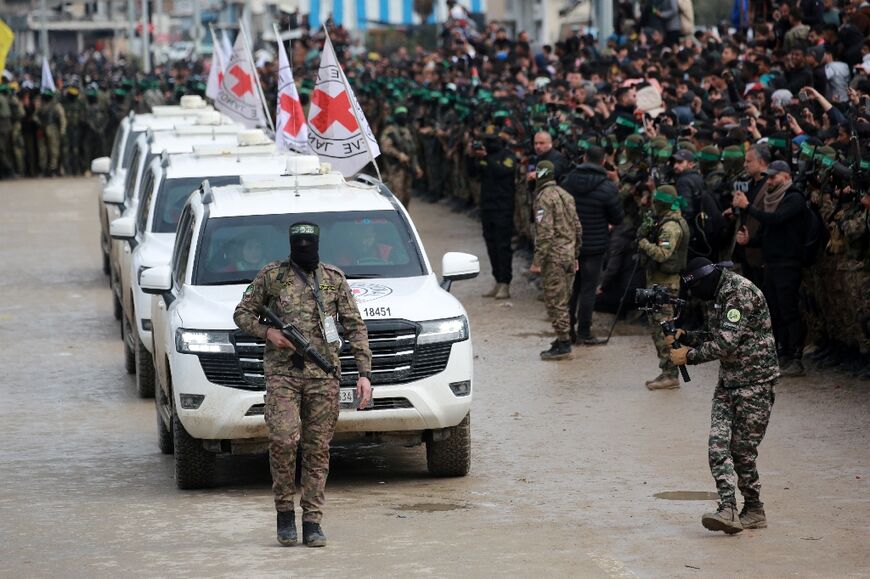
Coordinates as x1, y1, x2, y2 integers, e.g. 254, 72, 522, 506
346, 273, 382, 279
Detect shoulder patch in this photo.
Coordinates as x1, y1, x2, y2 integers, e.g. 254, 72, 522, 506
726, 308, 742, 323
503, 157, 514, 168
243, 284, 254, 297
535, 208, 545, 223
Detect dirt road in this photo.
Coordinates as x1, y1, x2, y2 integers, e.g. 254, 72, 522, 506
0, 177, 867, 578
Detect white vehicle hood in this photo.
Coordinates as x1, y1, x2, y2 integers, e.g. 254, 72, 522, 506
176, 274, 465, 330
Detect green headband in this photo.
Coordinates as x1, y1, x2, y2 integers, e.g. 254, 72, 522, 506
698, 151, 721, 162
624, 139, 645, 150
290, 223, 319, 237
654, 189, 688, 211
615, 116, 639, 130
721, 149, 745, 160
767, 138, 788, 150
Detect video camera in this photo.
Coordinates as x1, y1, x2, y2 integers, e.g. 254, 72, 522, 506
635, 285, 691, 382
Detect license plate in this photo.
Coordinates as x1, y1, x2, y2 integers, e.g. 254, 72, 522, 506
339, 388, 358, 411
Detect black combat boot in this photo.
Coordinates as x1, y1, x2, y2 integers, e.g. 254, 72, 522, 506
303, 521, 327, 547
540, 340, 573, 360
276, 510, 297, 546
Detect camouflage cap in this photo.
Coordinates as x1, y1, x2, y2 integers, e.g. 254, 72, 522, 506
625, 134, 645, 149
289, 222, 320, 238
535, 160, 556, 185
676, 141, 697, 153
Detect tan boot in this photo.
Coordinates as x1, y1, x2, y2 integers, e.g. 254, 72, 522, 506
644, 373, 666, 386
739, 505, 767, 529
702, 503, 743, 534
646, 376, 680, 390
481, 283, 499, 298
494, 283, 511, 299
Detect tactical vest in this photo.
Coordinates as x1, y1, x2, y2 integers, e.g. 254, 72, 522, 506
656, 215, 690, 274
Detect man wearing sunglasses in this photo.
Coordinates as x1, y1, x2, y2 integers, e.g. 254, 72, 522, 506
667, 257, 780, 535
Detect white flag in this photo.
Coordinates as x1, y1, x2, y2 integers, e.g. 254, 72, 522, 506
220, 30, 233, 64
275, 38, 310, 152
41, 57, 56, 94
214, 33, 267, 128
307, 33, 380, 177
205, 36, 225, 101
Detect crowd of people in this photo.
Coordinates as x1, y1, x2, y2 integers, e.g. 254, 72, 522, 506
1, 1, 869, 380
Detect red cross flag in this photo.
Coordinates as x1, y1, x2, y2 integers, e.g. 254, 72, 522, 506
307, 33, 380, 177
205, 28, 227, 102
214, 32, 267, 128
275, 36, 309, 153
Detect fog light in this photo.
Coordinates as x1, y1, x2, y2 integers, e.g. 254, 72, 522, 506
141, 318, 152, 331
449, 380, 471, 397
180, 394, 205, 409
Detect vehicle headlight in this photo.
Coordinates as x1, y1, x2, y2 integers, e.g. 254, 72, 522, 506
417, 316, 469, 345
175, 329, 235, 354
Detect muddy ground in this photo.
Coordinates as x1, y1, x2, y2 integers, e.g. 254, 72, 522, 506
0, 177, 867, 578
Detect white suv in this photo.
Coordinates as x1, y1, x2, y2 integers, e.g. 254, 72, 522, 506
109, 146, 302, 398
106, 125, 252, 324
141, 160, 480, 489
91, 100, 232, 278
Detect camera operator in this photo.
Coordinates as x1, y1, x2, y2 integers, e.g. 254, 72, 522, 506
637, 185, 690, 390
668, 257, 779, 535
470, 126, 518, 300
733, 160, 808, 377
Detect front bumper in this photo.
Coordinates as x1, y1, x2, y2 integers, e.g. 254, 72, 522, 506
173, 339, 473, 441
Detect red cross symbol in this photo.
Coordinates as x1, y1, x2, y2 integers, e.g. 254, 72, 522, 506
228, 64, 253, 97
309, 89, 358, 134
279, 93, 305, 137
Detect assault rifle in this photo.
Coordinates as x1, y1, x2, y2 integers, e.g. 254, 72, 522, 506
260, 306, 337, 376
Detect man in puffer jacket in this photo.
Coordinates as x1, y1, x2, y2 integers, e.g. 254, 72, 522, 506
561, 146, 624, 344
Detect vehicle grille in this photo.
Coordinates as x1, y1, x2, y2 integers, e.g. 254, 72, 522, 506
197, 319, 455, 391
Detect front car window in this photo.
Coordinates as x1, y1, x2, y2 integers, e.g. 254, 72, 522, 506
153, 176, 240, 234
193, 210, 424, 285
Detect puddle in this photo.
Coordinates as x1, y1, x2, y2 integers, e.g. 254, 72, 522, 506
396, 502, 467, 512
654, 491, 719, 501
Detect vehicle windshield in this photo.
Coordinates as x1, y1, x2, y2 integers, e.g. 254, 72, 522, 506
153, 176, 239, 233
109, 124, 126, 174
193, 211, 425, 285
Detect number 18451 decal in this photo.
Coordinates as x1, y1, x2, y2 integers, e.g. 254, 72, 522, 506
363, 306, 391, 317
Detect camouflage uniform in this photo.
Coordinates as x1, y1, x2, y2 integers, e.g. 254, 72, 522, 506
35, 95, 66, 176
0, 89, 13, 176
682, 270, 779, 507
638, 203, 690, 379
82, 91, 110, 165
380, 121, 420, 207
233, 260, 371, 523
61, 90, 85, 175
533, 180, 582, 342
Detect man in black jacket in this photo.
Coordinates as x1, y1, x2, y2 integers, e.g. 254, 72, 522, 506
561, 146, 624, 344
673, 149, 727, 260
734, 160, 807, 377
470, 131, 518, 300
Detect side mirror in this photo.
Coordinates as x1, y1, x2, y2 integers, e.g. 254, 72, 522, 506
109, 216, 136, 240
441, 252, 480, 291
102, 179, 125, 204
90, 156, 111, 175
140, 265, 172, 294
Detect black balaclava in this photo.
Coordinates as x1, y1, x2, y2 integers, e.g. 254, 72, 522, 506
289, 222, 320, 273
682, 257, 723, 300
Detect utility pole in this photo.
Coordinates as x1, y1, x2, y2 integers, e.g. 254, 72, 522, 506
155, 0, 163, 64
141, 0, 151, 72
192, 0, 201, 58
596, 0, 613, 51
127, 0, 135, 58
40, 0, 49, 58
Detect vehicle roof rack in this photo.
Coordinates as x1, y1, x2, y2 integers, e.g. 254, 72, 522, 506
200, 179, 213, 204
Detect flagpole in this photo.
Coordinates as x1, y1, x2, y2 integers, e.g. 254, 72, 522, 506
323, 27, 382, 182
239, 21, 275, 133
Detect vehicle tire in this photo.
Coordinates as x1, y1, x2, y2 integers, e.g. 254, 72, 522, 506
135, 332, 156, 398
426, 413, 471, 477
122, 318, 136, 375
173, 410, 216, 489
112, 291, 122, 321
156, 396, 173, 455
